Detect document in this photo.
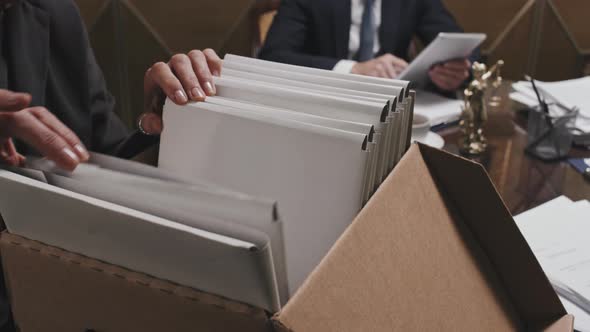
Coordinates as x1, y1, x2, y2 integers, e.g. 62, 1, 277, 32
224, 54, 409, 91
160, 100, 369, 293
515, 196, 590, 331
511, 79, 590, 133
30, 158, 290, 305
398, 33, 486, 84
0, 170, 281, 312
222, 67, 397, 102
414, 90, 463, 127
535, 77, 590, 117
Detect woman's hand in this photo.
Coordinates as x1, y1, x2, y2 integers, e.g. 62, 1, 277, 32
140, 49, 223, 135
0, 90, 89, 171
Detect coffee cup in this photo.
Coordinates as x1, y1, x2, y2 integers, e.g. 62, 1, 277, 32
412, 114, 431, 138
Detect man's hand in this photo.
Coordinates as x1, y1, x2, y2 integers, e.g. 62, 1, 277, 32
140, 48, 223, 135
0, 90, 89, 171
351, 54, 409, 79
429, 59, 471, 92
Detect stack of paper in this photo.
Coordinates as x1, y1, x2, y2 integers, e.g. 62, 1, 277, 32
511, 77, 590, 132
0, 154, 286, 312
514, 196, 590, 332
159, 54, 414, 294
414, 90, 462, 127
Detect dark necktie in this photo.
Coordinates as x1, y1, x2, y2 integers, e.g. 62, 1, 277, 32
355, 0, 375, 62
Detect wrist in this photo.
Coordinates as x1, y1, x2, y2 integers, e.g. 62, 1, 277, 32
137, 113, 163, 136
333, 60, 358, 74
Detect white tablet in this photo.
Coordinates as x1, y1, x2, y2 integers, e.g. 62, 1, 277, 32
399, 32, 487, 85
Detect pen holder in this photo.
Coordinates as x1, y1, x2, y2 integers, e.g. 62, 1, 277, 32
526, 107, 577, 161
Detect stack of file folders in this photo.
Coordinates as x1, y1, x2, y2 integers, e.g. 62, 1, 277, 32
160, 54, 415, 295
0, 55, 414, 314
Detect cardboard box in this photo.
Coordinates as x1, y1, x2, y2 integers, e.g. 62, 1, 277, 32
0, 144, 573, 331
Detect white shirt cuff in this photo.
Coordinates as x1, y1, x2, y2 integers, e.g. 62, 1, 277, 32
332, 60, 357, 74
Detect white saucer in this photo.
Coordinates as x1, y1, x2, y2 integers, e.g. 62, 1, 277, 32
411, 131, 445, 149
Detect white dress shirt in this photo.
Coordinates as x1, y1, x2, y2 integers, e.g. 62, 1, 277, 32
333, 0, 382, 73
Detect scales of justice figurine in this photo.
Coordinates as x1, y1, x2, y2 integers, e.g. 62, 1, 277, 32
459, 60, 504, 155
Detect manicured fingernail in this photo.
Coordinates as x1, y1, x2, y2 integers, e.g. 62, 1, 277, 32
74, 144, 90, 160
212, 70, 221, 77
174, 90, 188, 104
191, 87, 205, 100
204, 82, 216, 95
63, 148, 80, 163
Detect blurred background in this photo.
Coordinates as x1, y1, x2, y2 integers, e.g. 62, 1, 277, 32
73, 0, 590, 129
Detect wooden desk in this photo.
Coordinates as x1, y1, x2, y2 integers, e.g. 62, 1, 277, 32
438, 83, 590, 215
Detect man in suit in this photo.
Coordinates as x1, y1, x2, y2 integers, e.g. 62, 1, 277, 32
259, 0, 475, 94
0, 0, 221, 171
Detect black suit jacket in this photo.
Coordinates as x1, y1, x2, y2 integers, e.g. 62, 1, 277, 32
259, 0, 475, 92
2, 0, 156, 159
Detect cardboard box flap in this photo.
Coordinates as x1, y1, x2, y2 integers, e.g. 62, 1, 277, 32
418, 144, 568, 327
540, 315, 575, 332
273, 144, 569, 332
0, 233, 273, 332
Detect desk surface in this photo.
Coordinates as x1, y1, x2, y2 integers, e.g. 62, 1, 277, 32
438, 83, 590, 215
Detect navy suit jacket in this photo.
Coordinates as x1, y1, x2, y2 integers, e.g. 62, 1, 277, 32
259, 0, 475, 93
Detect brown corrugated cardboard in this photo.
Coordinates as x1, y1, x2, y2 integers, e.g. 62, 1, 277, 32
0, 143, 573, 331
0, 232, 272, 332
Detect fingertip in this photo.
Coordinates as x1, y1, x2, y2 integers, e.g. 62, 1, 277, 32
17, 155, 26, 167
173, 90, 188, 105
190, 87, 206, 101
204, 82, 216, 96
56, 147, 80, 172
74, 144, 90, 162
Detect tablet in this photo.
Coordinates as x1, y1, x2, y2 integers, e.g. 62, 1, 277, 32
399, 32, 487, 85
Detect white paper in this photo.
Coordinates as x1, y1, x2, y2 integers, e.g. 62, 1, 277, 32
414, 90, 463, 126
511, 81, 590, 132
160, 101, 369, 294
214, 75, 387, 126
399, 33, 486, 84
0, 170, 281, 311
224, 54, 409, 90
536, 77, 590, 118
207, 96, 373, 136
42, 164, 290, 304
222, 67, 396, 103
515, 196, 590, 331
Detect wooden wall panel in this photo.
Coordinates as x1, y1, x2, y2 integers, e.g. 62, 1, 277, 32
73, 0, 589, 128
551, 0, 590, 51
76, 0, 110, 28
534, 2, 581, 81
485, 6, 535, 81
126, 0, 256, 53
442, 0, 530, 52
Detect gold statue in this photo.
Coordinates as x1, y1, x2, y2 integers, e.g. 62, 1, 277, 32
459, 60, 504, 155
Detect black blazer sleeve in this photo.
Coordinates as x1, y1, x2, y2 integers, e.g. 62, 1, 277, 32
85, 43, 158, 158
415, 0, 463, 45
258, 0, 341, 70
84, 40, 130, 154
